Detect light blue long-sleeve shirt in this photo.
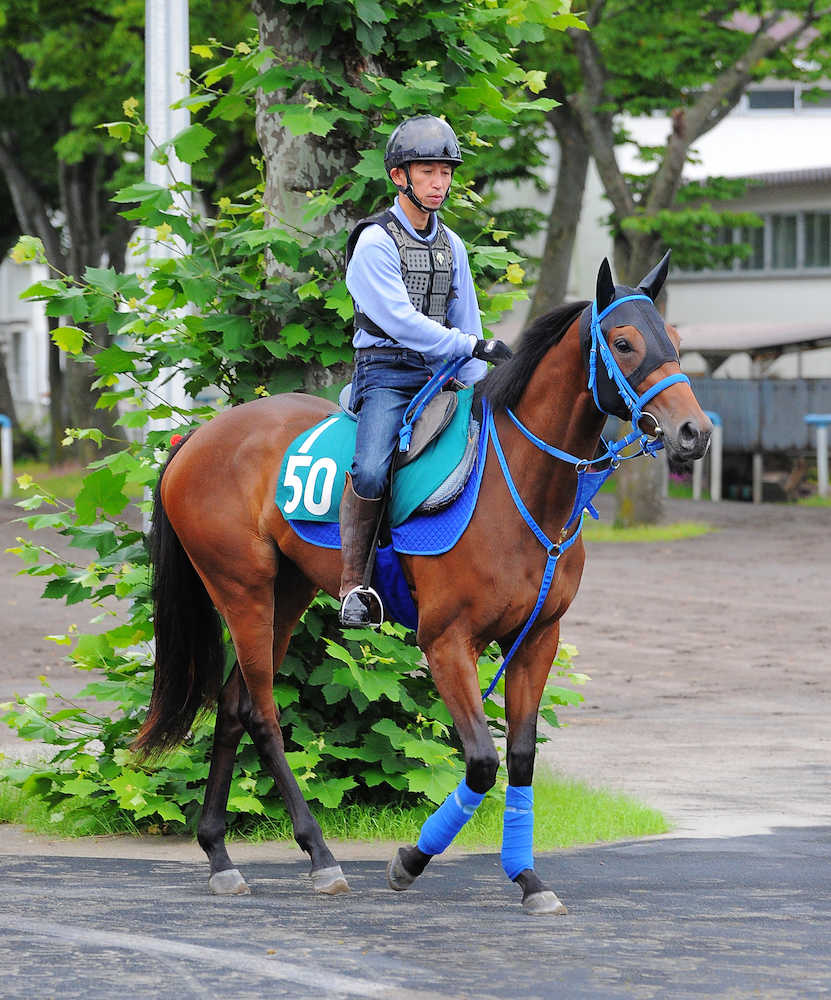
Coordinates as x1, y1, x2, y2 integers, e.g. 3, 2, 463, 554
346, 198, 487, 384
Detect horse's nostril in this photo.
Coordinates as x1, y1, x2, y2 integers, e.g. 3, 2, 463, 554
678, 421, 703, 454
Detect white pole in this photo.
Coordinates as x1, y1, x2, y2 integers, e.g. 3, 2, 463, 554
1, 419, 12, 499
752, 452, 763, 504
710, 422, 723, 502
692, 455, 703, 501
692, 411, 721, 502
143, 1, 191, 530
817, 425, 829, 498
145, 0, 191, 419
145, 0, 191, 203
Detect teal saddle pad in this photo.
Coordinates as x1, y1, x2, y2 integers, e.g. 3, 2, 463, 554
275, 387, 474, 528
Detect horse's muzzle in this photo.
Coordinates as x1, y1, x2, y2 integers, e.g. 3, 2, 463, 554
669, 417, 712, 463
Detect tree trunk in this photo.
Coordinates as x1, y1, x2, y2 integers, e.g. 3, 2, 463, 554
528, 108, 590, 320
252, 0, 364, 392
252, 0, 360, 238
615, 453, 664, 528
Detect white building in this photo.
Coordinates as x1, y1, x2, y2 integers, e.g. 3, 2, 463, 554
518, 80, 831, 379
0, 258, 51, 428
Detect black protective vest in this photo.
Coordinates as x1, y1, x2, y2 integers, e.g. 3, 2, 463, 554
346, 210, 456, 337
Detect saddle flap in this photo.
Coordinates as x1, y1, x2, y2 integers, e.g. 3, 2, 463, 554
397, 391, 458, 467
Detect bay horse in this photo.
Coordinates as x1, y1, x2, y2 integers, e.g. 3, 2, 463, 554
135, 254, 711, 914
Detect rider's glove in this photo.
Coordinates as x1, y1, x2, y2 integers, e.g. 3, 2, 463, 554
471, 338, 513, 364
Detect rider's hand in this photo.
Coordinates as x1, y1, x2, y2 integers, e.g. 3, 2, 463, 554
471, 338, 513, 364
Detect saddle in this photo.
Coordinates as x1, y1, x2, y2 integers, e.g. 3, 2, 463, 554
337, 382, 459, 467
275, 385, 480, 528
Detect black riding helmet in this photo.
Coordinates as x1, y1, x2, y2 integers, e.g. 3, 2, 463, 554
384, 115, 463, 214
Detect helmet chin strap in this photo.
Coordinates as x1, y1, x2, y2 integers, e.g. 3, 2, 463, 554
397, 164, 450, 215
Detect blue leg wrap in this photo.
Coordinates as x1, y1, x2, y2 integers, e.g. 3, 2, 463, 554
501, 784, 534, 880
417, 779, 485, 855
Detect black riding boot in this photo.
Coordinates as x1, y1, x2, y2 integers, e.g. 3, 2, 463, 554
338, 477, 384, 628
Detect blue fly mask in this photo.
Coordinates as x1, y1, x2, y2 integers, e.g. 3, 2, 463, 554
579, 252, 690, 428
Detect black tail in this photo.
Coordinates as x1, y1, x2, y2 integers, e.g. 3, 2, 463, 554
133, 436, 225, 758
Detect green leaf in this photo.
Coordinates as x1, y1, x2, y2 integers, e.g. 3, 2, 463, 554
268, 105, 338, 138
12, 235, 46, 265
405, 766, 459, 804
280, 323, 311, 348
51, 326, 86, 355
354, 0, 388, 25
74, 468, 129, 524
93, 344, 140, 377
170, 123, 215, 164
154, 800, 188, 823
112, 181, 173, 210
227, 793, 265, 815
115, 410, 149, 429
307, 776, 356, 808
60, 777, 100, 797
324, 281, 353, 321
73, 634, 115, 670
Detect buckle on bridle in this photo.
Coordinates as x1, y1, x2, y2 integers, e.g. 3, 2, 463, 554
638, 411, 663, 439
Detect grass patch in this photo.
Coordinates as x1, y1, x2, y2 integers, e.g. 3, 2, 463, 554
0, 780, 141, 838
798, 493, 831, 507
582, 520, 711, 543
1, 767, 669, 849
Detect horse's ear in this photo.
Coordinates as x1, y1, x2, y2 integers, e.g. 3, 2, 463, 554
596, 258, 616, 312
638, 249, 672, 302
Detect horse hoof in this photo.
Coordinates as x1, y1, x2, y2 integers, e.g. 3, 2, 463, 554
209, 868, 250, 895
386, 848, 416, 891
311, 865, 350, 895
522, 890, 567, 916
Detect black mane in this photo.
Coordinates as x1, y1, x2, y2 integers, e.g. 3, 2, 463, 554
475, 299, 589, 413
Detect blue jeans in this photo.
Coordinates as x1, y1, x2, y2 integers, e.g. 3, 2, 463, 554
349, 347, 433, 499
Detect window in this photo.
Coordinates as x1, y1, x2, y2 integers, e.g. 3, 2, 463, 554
739, 225, 765, 270
771, 215, 798, 269
804, 213, 831, 267
682, 211, 831, 275
747, 88, 795, 110
744, 84, 831, 112
798, 87, 831, 110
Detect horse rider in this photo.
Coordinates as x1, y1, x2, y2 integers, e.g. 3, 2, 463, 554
340, 113, 512, 628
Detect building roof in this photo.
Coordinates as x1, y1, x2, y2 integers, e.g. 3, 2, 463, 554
741, 165, 831, 187
676, 321, 831, 359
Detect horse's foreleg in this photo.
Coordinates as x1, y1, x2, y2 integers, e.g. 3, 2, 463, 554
197, 663, 250, 894
388, 630, 499, 892
503, 624, 568, 915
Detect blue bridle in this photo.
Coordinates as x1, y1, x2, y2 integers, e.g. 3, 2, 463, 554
587, 293, 690, 434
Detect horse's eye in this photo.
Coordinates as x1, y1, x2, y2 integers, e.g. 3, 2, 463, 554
613, 337, 632, 354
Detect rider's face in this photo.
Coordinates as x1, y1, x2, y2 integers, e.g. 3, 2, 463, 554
393, 161, 454, 209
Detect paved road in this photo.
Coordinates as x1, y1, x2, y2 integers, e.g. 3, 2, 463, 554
2, 828, 830, 999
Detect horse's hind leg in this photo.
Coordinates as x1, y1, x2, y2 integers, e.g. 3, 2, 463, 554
249, 561, 348, 893
197, 663, 251, 894
199, 557, 347, 895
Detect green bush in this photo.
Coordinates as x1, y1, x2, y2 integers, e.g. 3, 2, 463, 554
1, 589, 584, 834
